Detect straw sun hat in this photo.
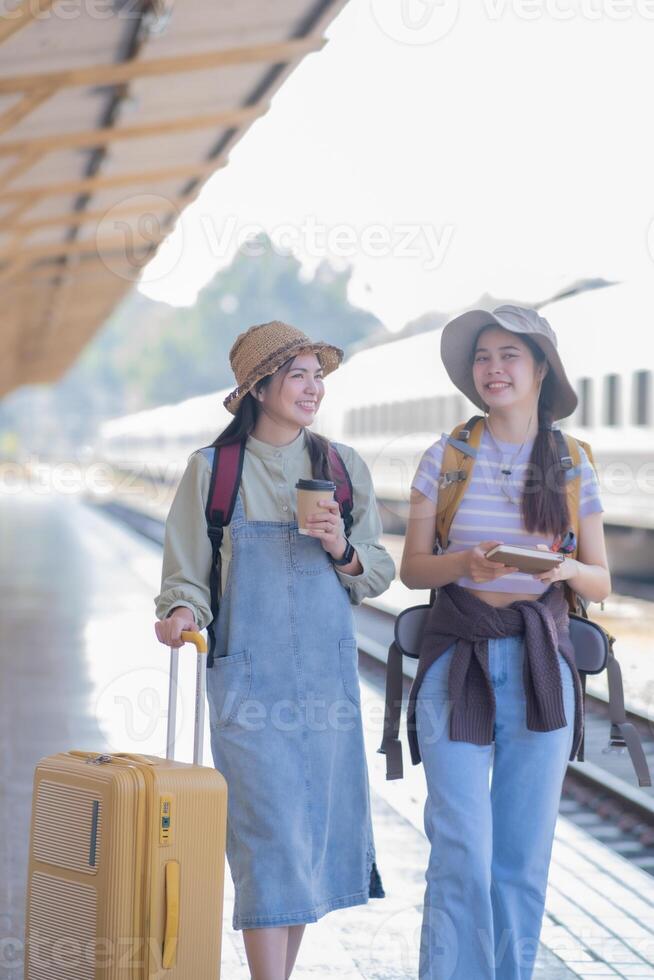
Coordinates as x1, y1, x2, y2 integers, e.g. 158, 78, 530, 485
440, 304, 578, 422
223, 320, 344, 415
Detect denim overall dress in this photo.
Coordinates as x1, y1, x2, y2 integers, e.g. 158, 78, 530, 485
205, 491, 384, 931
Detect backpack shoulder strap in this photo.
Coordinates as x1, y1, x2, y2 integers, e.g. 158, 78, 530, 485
435, 414, 485, 553
200, 439, 246, 667
555, 429, 587, 616
204, 440, 246, 532
327, 442, 354, 538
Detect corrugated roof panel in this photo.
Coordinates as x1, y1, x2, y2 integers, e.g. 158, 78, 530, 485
0, 0, 348, 397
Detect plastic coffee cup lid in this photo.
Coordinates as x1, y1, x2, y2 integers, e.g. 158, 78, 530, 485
295, 478, 336, 491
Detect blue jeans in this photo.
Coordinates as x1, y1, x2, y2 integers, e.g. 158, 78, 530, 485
415, 634, 575, 980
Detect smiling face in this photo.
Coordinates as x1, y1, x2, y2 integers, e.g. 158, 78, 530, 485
472, 326, 547, 413
255, 350, 325, 427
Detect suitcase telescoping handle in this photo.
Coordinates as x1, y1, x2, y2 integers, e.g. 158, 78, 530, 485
166, 630, 208, 765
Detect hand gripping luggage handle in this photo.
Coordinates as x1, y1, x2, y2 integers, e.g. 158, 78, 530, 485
166, 630, 208, 765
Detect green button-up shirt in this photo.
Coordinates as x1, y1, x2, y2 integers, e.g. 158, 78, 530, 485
155, 427, 396, 628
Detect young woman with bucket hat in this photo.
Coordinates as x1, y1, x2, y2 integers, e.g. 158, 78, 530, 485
154, 321, 394, 980
401, 304, 610, 979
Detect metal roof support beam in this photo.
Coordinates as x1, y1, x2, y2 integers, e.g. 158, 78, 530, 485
7, 193, 190, 239
0, 104, 266, 158
0, 37, 325, 95
0, 232, 166, 265
0, 159, 223, 207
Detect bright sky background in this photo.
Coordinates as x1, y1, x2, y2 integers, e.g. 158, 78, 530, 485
139, 0, 654, 332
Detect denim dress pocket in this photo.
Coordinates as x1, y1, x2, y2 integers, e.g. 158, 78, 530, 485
290, 532, 333, 575
339, 637, 361, 706
206, 649, 252, 729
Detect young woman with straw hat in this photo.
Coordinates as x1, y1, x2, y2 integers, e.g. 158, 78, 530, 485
401, 304, 610, 979
155, 320, 394, 979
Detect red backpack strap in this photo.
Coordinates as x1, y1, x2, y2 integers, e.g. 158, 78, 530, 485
201, 439, 246, 666
205, 440, 246, 531
327, 443, 354, 538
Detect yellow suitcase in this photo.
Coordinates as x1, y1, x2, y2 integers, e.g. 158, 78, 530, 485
23, 631, 227, 979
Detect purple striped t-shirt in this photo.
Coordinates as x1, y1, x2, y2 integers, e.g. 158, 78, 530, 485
411, 427, 604, 596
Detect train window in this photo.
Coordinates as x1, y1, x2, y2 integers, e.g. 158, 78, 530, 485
388, 401, 399, 434
398, 401, 410, 434
603, 374, 621, 426
578, 378, 593, 427
633, 370, 651, 426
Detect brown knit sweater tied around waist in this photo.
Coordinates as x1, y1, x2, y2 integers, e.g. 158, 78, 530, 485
405, 582, 584, 766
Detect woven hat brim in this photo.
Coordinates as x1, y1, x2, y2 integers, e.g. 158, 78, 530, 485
440, 308, 578, 421
223, 339, 344, 415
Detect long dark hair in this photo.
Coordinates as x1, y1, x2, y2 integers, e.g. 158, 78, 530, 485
211, 355, 334, 481
472, 328, 571, 538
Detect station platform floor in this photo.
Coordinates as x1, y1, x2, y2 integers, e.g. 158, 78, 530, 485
2, 485, 654, 979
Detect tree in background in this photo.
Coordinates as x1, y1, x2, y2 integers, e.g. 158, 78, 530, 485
0, 234, 385, 457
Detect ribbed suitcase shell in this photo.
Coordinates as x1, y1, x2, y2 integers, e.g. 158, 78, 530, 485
24, 751, 226, 979
24, 633, 227, 979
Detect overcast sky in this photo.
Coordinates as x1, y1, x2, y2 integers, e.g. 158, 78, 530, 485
139, 0, 654, 332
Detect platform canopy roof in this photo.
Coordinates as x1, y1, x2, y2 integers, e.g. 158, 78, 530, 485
0, 0, 346, 398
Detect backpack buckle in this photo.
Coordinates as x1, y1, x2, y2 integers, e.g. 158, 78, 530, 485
560, 455, 573, 470
439, 470, 466, 489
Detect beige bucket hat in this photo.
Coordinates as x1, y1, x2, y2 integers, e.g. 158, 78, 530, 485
223, 320, 344, 415
440, 304, 578, 422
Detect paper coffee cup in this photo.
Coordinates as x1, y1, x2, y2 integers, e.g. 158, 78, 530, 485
295, 478, 336, 535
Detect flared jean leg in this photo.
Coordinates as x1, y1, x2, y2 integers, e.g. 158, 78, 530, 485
415, 648, 496, 979
415, 638, 576, 980
489, 641, 576, 980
